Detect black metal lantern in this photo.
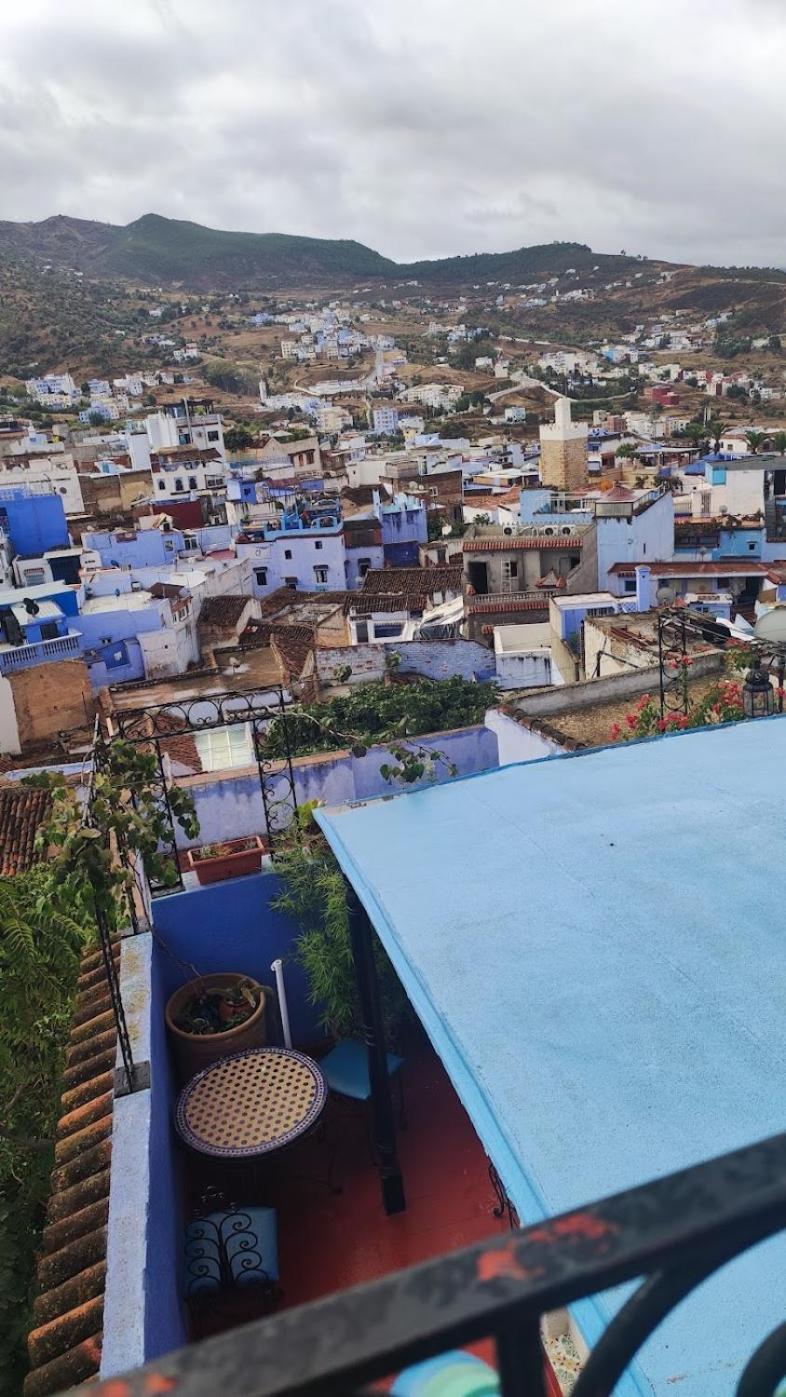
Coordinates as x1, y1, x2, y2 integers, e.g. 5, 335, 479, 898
743, 656, 775, 718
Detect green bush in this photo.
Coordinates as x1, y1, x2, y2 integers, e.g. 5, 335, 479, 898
262, 678, 496, 761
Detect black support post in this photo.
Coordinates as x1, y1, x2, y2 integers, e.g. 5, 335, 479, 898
344, 877, 406, 1215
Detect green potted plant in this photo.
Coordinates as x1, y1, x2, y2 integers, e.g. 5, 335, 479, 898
186, 834, 266, 885
165, 973, 267, 1082
272, 806, 409, 1043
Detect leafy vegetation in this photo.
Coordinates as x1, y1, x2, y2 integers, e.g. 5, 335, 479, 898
272, 808, 410, 1041
609, 678, 747, 742
262, 678, 495, 763
0, 743, 199, 1390
0, 213, 396, 290
0, 866, 93, 1394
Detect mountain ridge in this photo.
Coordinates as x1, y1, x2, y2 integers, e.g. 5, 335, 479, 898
0, 213, 642, 289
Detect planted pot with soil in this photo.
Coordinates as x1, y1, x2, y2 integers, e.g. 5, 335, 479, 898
165, 973, 266, 1082
186, 835, 265, 885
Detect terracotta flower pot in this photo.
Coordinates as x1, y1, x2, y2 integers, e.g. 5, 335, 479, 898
186, 835, 265, 885
165, 973, 267, 1084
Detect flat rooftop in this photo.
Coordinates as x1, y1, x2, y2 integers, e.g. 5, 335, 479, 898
551, 590, 618, 609
10, 600, 63, 624
318, 718, 786, 1396
494, 621, 550, 652
81, 592, 154, 613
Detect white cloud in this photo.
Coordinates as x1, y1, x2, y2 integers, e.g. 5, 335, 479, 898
0, 0, 785, 266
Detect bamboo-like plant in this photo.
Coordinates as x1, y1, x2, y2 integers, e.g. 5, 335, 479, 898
272, 806, 410, 1042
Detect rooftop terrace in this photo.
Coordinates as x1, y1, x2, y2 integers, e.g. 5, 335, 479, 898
33, 701, 786, 1397
317, 717, 786, 1394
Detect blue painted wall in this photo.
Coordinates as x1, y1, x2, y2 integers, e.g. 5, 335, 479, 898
380, 504, 427, 548
384, 539, 421, 567
139, 873, 326, 1362
718, 527, 763, 559
0, 579, 80, 616
345, 542, 385, 589
82, 528, 184, 569
145, 945, 188, 1360
0, 493, 69, 555
151, 872, 322, 1046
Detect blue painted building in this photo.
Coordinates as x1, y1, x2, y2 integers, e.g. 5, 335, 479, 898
0, 489, 69, 557
674, 521, 764, 561
378, 495, 428, 567
234, 499, 347, 597
0, 578, 80, 618
0, 598, 81, 674
82, 526, 185, 570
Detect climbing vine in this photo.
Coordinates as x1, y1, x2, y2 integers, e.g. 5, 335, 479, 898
0, 741, 199, 1392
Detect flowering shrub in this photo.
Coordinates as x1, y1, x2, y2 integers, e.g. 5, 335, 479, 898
609, 680, 746, 743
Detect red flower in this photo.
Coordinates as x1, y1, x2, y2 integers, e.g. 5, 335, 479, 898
609, 723, 622, 740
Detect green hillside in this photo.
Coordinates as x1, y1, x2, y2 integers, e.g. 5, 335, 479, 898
100, 214, 396, 284
0, 215, 646, 290
400, 241, 606, 282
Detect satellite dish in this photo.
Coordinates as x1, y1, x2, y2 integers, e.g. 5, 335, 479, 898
754, 607, 786, 643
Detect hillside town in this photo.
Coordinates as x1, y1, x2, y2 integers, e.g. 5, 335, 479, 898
9, 1, 786, 1393
4, 297, 786, 767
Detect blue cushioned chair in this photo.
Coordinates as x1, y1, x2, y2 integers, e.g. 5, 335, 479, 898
392, 1351, 500, 1396
184, 1205, 279, 1301
320, 1039, 405, 1118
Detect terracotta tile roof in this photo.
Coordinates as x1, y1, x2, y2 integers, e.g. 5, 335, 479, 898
25, 943, 120, 1397
260, 588, 355, 619
239, 619, 274, 649
463, 536, 582, 552
197, 594, 251, 630
351, 594, 426, 616
608, 560, 770, 577
0, 785, 52, 876
160, 732, 202, 773
361, 566, 462, 596
148, 581, 186, 600
151, 446, 222, 463
466, 595, 549, 614
271, 625, 316, 684
340, 485, 378, 510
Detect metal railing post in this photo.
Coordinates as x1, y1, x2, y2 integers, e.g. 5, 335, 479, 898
344, 876, 406, 1216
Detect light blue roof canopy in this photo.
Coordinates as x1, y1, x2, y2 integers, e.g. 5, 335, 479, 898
316, 718, 786, 1397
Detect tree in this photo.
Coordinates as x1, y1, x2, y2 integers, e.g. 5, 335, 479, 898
683, 422, 709, 451
771, 431, 786, 455
745, 429, 769, 455
224, 425, 256, 452
706, 418, 728, 453
615, 443, 636, 459
87, 409, 105, 427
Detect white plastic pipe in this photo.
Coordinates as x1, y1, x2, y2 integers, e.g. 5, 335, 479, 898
271, 958, 292, 1048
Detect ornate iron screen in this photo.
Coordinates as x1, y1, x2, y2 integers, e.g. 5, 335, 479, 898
111, 686, 299, 892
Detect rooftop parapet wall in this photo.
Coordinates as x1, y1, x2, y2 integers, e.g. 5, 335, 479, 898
511, 652, 723, 719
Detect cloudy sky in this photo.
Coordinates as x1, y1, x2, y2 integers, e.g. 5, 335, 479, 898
0, 0, 783, 266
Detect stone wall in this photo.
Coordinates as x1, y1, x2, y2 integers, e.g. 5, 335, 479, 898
315, 638, 497, 686
9, 658, 95, 749
511, 652, 723, 717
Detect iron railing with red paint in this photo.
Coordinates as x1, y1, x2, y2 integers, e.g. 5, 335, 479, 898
68, 1128, 786, 1396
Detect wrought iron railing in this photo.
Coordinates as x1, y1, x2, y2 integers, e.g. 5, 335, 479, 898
73, 1128, 786, 1396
